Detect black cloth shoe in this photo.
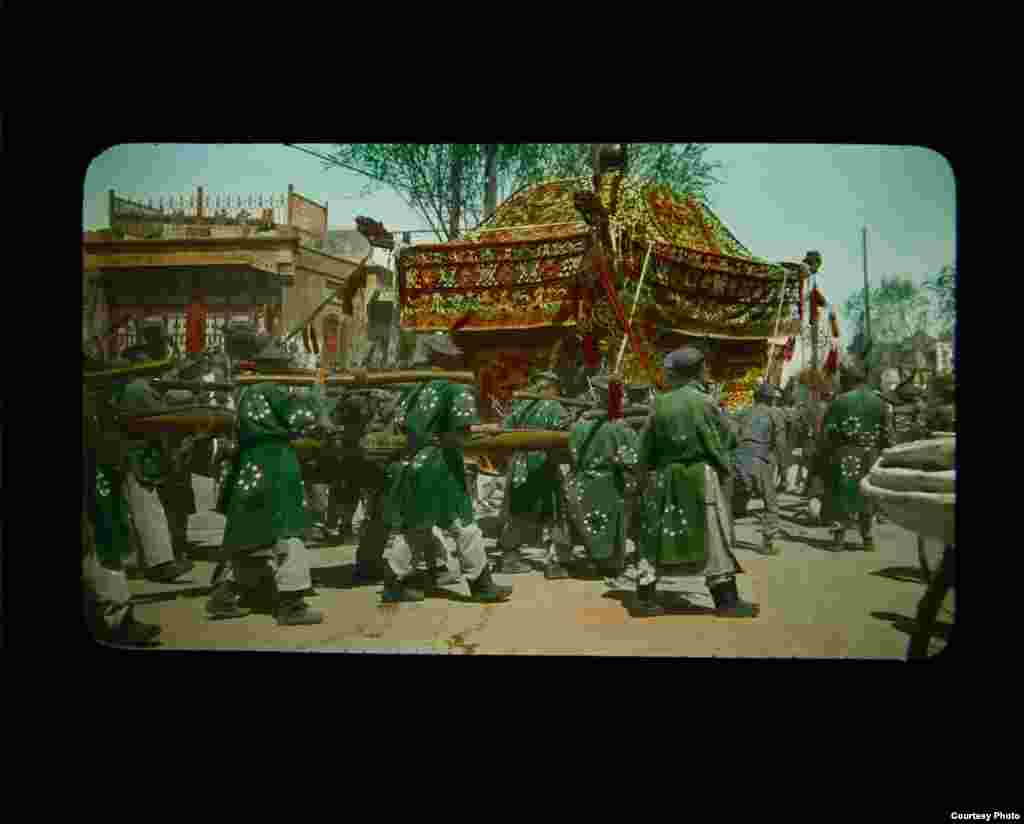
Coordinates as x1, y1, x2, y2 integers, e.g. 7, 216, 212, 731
499, 551, 533, 575
353, 564, 386, 583
381, 574, 426, 603
145, 559, 195, 583
106, 608, 162, 645
544, 562, 570, 580
207, 583, 254, 620
275, 595, 324, 625
630, 583, 665, 617
429, 568, 462, 587
709, 578, 759, 618
574, 560, 601, 580
468, 566, 512, 602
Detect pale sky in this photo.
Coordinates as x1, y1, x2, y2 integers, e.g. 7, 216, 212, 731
83, 142, 956, 372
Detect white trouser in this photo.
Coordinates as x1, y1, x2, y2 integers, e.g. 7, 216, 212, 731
124, 474, 175, 570
385, 521, 487, 582
82, 551, 131, 629
220, 538, 314, 594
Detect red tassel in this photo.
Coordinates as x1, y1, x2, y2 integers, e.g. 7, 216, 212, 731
450, 311, 475, 333
608, 379, 624, 420
824, 347, 838, 374
810, 288, 827, 324
783, 336, 796, 362
479, 369, 495, 414
186, 299, 207, 354
582, 335, 600, 368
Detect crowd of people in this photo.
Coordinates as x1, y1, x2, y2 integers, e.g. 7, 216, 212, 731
82, 324, 956, 646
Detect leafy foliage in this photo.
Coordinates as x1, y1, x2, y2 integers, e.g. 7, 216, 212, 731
922, 265, 956, 337
321, 143, 724, 242
842, 275, 936, 350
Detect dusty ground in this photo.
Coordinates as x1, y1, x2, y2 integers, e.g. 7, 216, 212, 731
115, 476, 953, 657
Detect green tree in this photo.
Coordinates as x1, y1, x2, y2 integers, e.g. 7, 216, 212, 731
520, 143, 723, 203
923, 264, 956, 337
843, 275, 935, 347
315, 143, 723, 242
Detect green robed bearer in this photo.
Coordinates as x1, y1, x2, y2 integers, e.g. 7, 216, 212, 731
632, 346, 759, 618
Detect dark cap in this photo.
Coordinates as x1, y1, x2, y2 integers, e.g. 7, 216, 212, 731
590, 376, 649, 402
252, 339, 296, 369
664, 346, 705, 373
224, 325, 269, 360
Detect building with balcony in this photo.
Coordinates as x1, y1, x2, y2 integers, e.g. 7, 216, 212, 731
83, 186, 367, 366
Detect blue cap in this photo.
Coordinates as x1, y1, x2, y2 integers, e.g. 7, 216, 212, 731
664, 346, 705, 373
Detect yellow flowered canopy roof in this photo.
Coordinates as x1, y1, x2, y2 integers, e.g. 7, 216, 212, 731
464, 172, 767, 265
396, 173, 806, 357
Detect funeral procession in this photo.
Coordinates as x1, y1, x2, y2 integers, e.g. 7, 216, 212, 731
81, 143, 956, 658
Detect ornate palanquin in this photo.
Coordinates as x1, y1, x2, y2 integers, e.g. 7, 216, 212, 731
396, 172, 808, 409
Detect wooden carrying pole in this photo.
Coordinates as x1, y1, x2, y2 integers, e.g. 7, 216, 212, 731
235, 369, 477, 387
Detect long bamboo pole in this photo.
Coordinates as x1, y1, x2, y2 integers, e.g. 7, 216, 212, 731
235, 369, 476, 387
614, 241, 654, 376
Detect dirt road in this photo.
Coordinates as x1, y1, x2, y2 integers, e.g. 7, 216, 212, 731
115, 477, 951, 657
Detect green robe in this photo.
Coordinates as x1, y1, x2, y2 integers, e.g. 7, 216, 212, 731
567, 415, 639, 561
381, 380, 479, 531
117, 379, 171, 487
820, 386, 893, 522
637, 380, 734, 567
91, 463, 134, 565
503, 398, 571, 520
220, 383, 323, 552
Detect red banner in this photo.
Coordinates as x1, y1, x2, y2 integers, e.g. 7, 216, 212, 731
186, 297, 207, 354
